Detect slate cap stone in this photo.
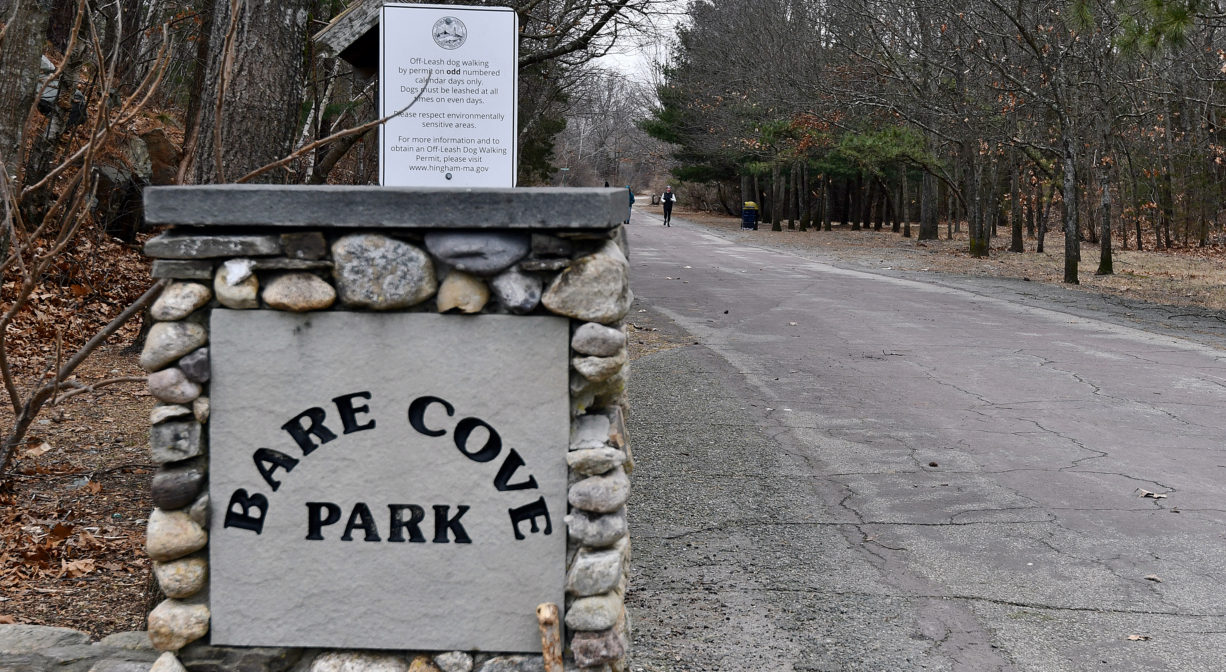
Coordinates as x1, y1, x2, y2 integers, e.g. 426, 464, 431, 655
152, 260, 213, 280
144, 232, 282, 259
144, 186, 626, 230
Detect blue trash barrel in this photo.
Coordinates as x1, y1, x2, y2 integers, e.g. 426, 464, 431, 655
741, 201, 759, 230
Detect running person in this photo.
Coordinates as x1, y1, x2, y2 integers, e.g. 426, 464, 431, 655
661, 186, 676, 226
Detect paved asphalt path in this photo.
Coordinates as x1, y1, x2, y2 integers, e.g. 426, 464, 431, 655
622, 210, 1226, 671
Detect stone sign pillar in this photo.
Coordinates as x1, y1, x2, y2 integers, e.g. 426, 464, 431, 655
139, 186, 634, 672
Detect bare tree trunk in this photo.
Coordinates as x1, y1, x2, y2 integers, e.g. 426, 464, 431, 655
1096, 151, 1113, 275
177, 0, 216, 181
841, 176, 852, 228
1010, 160, 1023, 252
1026, 176, 1037, 240
1160, 97, 1176, 249
1159, 168, 1174, 249
969, 157, 987, 258
794, 163, 804, 234
794, 165, 802, 229
113, 0, 146, 92
985, 159, 995, 239
192, 0, 314, 184
873, 181, 884, 231
902, 171, 911, 238
1119, 143, 1138, 251
1037, 181, 1053, 254
856, 174, 871, 231
753, 173, 760, 219
770, 163, 782, 231
919, 171, 937, 240
891, 176, 901, 233
1093, 110, 1117, 272
0, 0, 53, 167
785, 165, 795, 230
24, 9, 87, 212
762, 171, 771, 224
822, 176, 832, 231
1062, 135, 1080, 283
945, 180, 953, 240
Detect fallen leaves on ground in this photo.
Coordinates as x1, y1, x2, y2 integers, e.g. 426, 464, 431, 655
0, 347, 155, 637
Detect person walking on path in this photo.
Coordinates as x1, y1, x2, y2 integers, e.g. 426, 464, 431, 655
661, 186, 676, 226
626, 186, 635, 224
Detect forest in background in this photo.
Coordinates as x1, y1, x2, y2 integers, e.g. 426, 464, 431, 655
0, 0, 670, 465
644, 0, 1226, 282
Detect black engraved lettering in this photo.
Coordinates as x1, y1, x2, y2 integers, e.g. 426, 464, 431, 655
508, 497, 552, 540
333, 391, 376, 434
341, 502, 381, 542
282, 407, 337, 455
388, 504, 426, 543
408, 396, 454, 437
224, 489, 268, 534
305, 501, 341, 540
253, 448, 299, 492
433, 504, 472, 543
493, 449, 538, 491
454, 417, 501, 463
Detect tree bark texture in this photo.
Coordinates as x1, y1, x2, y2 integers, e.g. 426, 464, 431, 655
1026, 181, 1036, 240
1096, 156, 1113, 275
902, 172, 911, 238
822, 177, 832, 231
785, 166, 795, 229
855, 174, 870, 231
1010, 163, 1023, 252
794, 164, 804, 231
919, 171, 937, 240
0, 0, 53, 170
1062, 136, 1080, 284
969, 158, 988, 258
193, 0, 313, 184
1037, 181, 1052, 254
770, 164, 782, 231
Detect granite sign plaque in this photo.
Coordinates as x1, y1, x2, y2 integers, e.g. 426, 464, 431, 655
207, 311, 569, 651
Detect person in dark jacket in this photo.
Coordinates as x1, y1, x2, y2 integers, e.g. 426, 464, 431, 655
625, 186, 634, 224
661, 185, 676, 226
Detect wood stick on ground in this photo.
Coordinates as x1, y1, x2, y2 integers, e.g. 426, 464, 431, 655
536, 602, 563, 672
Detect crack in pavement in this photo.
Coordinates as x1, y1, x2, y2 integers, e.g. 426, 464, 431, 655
683, 586, 1226, 619
642, 515, 1062, 543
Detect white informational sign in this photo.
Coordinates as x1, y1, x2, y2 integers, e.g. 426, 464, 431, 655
380, 4, 518, 187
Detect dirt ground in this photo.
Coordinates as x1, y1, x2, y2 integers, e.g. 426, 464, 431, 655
0, 345, 156, 637
2, 208, 1223, 638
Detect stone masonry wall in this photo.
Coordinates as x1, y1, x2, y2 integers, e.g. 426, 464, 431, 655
131, 186, 634, 672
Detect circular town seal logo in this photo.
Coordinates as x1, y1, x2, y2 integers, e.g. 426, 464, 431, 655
432, 16, 467, 50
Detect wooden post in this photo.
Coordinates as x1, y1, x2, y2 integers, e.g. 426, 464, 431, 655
536, 603, 563, 672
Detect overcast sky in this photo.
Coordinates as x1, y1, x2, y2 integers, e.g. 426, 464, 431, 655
594, 2, 686, 80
